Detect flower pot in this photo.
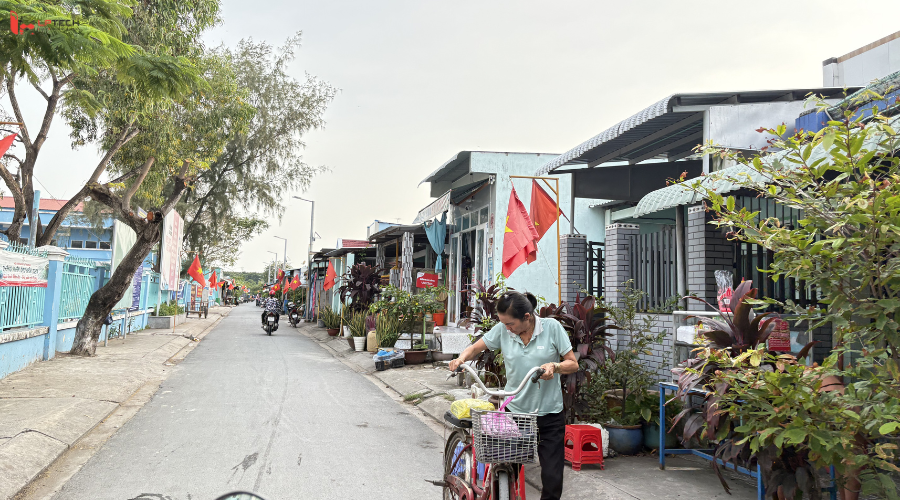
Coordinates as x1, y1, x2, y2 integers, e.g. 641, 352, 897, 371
343, 326, 351, 337
642, 423, 679, 450
327, 328, 340, 337
317, 319, 325, 328
405, 349, 428, 365
606, 424, 643, 455
353, 336, 366, 351
432, 312, 446, 326
424, 313, 433, 322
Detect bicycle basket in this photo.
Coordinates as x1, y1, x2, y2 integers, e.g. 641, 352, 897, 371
471, 409, 538, 464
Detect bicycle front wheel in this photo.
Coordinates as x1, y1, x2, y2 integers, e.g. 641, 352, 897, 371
443, 430, 472, 500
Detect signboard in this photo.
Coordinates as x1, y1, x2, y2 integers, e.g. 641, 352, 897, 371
416, 272, 439, 288
160, 211, 183, 291
767, 318, 791, 351
413, 190, 452, 224
0, 251, 48, 287
111, 220, 137, 310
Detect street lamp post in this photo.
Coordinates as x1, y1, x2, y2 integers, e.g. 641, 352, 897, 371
293, 196, 315, 320
274, 236, 288, 313
266, 251, 278, 283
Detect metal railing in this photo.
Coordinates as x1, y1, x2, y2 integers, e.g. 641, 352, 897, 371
587, 241, 605, 298
58, 256, 102, 323
629, 227, 677, 311
0, 286, 45, 330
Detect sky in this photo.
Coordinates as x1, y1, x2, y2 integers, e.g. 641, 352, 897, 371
5, 0, 900, 272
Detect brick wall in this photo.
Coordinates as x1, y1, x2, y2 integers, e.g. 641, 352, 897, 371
687, 204, 733, 311
560, 234, 587, 304
607, 313, 674, 384
603, 223, 640, 308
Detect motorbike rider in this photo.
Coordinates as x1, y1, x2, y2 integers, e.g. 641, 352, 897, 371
261, 290, 281, 327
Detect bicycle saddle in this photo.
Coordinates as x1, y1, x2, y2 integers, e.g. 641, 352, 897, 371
443, 410, 472, 429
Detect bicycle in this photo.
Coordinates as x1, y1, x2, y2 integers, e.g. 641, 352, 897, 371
440, 363, 546, 500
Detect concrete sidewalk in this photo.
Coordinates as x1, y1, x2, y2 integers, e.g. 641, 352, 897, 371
298, 322, 760, 500
0, 306, 233, 500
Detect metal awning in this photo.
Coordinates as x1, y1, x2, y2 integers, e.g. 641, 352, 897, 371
536, 88, 855, 176
412, 179, 490, 224
418, 151, 473, 186
368, 224, 428, 244
633, 112, 900, 217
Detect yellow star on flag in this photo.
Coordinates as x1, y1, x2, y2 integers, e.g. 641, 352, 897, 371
505, 216, 512, 233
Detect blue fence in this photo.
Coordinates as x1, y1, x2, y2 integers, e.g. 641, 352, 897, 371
0, 243, 48, 330
58, 256, 102, 323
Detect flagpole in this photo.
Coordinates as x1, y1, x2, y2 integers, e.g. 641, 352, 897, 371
508, 175, 563, 305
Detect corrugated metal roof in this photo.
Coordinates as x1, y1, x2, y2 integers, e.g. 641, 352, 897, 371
536, 88, 856, 176
633, 113, 900, 217
418, 151, 472, 186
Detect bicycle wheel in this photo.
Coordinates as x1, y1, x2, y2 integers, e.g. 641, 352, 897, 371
443, 430, 472, 500
496, 471, 509, 500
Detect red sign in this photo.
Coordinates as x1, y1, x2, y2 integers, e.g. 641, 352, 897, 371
416, 272, 439, 288
767, 318, 791, 351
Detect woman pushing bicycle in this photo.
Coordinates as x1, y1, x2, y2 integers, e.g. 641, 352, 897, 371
449, 291, 578, 500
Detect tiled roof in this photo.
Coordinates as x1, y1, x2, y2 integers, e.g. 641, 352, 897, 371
338, 239, 371, 249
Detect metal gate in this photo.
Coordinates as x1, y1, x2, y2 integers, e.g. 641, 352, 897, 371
587, 242, 604, 298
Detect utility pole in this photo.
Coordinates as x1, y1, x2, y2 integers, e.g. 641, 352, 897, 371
293, 197, 315, 320
267, 251, 278, 284
274, 236, 288, 313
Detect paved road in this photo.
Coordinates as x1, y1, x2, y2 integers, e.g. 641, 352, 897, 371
54, 305, 445, 500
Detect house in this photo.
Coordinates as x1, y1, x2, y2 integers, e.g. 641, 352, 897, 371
823, 29, 900, 87
0, 197, 113, 262
412, 151, 610, 325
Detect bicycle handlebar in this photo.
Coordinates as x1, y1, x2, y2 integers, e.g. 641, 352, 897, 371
450, 363, 545, 399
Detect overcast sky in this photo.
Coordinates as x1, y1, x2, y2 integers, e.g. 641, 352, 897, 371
5, 1, 900, 272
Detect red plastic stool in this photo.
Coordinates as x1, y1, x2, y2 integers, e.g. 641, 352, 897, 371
564, 424, 604, 471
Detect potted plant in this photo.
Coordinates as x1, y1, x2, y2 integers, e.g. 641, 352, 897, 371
320, 306, 341, 336
370, 285, 429, 363
345, 310, 368, 351
596, 281, 667, 455
374, 312, 402, 349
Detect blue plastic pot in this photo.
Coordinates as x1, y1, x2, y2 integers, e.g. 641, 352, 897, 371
607, 424, 643, 455
643, 423, 679, 450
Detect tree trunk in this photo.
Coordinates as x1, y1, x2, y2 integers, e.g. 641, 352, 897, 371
70, 226, 160, 356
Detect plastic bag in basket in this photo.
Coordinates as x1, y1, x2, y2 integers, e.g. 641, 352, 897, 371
450, 399, 495, 419
480, 412, 522, 438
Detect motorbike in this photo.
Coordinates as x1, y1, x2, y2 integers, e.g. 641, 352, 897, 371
288, 305, 301, 327
263, 311, 278, 335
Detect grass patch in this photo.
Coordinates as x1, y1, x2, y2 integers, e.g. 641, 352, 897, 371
403, 392, 428, 402
443, 394, 455, 402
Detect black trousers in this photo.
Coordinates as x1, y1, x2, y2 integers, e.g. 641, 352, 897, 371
261, 312, 279, 324
537, 411, 566, 500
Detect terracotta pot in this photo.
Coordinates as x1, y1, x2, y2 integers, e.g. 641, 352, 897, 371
432, 312, 446, 326
405, 349, 428, 365
327, 328, 340, 337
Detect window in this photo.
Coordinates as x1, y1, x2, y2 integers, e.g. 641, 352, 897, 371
480, 207, 489, 225
70, 240, 84, 249
462, 214, 470, 231
18, 238, 27, 245
85, 241, 98, 249
50, 239, 57, 246
99, 241, 111, 250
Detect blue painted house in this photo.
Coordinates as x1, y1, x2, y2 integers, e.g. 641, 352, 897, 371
0, 198, 113, 262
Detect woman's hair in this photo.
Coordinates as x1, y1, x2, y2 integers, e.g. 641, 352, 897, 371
497, 291, 538, 320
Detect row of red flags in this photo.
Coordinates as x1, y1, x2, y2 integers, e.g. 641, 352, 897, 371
502, 180, 563, 277
185, 254, 249, 293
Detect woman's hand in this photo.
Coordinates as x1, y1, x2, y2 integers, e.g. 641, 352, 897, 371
449, 357, 464, 372
539, 363, 556, 380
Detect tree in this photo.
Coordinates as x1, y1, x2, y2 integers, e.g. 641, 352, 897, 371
0, 0, 203, 245
685, 96, 900, 499
65, 2, 254, 356
177, 34, 336, 265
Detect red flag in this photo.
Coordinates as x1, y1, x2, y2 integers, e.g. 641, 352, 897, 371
276, 269, 285, 282
502, 187, 539, 277
187, 255, 207, 287
530, 180, 563, 241
0, 134, 17, 159
210, 270, 217, 289
290, 274, 301, 291
323, 260, 337, 290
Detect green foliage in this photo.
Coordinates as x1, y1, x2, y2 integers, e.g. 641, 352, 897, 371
599, 281, 667, 426
683, 99, 900, 498
375, 312, 402, 348
153, 300, 184, 316
318, 305, 341, 329
177, 35, 335, 266
338, 264, 383, 312
342, 309, 368, 338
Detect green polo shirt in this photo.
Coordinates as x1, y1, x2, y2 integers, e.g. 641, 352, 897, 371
482, 317, 573, 416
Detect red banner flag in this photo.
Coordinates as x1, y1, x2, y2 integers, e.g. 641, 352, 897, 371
276, 269, 285, 282
530, 180, 563, 241
209, 270, 217, 289
187, 255, 207, 287
0, 134, 17, 159
323, 261, 337, 290
290, 274, 301, 291
502, 186, 539, 277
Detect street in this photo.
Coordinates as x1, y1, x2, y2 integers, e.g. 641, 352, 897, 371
51, 305, 445, 500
